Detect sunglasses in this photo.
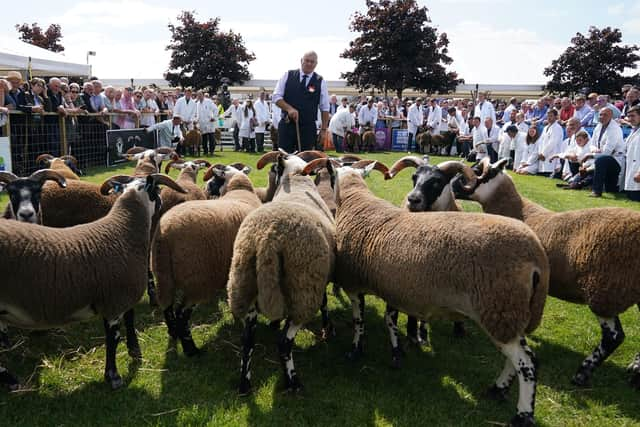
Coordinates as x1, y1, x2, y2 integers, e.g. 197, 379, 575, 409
70, 90, 79, 93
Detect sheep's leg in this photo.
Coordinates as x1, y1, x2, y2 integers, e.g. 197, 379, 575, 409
123, 309, 142, 359
163, 305, 178, 339
239, 305, 258, 396
485, 357, 517, 401
103, 316, 124, 390
385, 305, 403, 368
499, 337, 537, 427
573, 316, 625, 387
175, 304, 199, 357
278, 318, 303, 392
346, 293, 365, 361
320, 291, 335, 340
0, 321, 10, 349
629, 305, 640, 389
407, 316, 429, 347
147, 270, 158, 307
453, 321, 466, 338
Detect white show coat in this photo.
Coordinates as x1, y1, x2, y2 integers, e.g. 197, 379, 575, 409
195, 98, 216, 134
407, 104, 424, 135
518, 139, 541, 174
472, 125, 489, 160
173, 96, 197, 124
253, 99, 270, 133
427, 105, 442, 134
537, 121, 563, 173
624, 127, 640, 191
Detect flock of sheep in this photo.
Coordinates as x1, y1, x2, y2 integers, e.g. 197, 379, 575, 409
0, 147, 638, 427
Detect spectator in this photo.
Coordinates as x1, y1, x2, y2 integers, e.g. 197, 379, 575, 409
474, 92, 496, 124
587, 107, 625, 197
457, 108, 472, 158
523, 101, 535, 123
472, 116, 489, 161
426, 98, 442, 136
329, 103, 356, 153
0, 79, 16, 135
407, 97, 424, 153
537, 109, 563, 177
156, 91, 170, 121
503, 97, 518, 121
113, 87, 139, 129
484, 117, 500, 162
515, 127, 541, 175
555, 117, 583, 180
623, 106, 640, 201
195, 90, 217, 155
531, 99, 548, 124
558, 97, 575, 125
495, 101, 506, 126
254, 89, 270, 153
90, 80, 108, 115
166, 91, 176, 113
337, 96, 349, 112
358, 96, 377, 132
328, 94, 339, 116
18, 78, 47, 161
173, 87, 197, 130
387, 103, 402, 129
557, 129, 595, 189
103, 86, 116, 112
146, 114, 183, 148
445, 106, 461, 155
515, 112, 529, 134
501, 109, 517, 133
621, 87, 639, 119
594, 95, 622, 122
139, 89, 159, 128
239, 96, 257, 152
553, 98, 562, 112
376, 101, 387, 129
498, 125, 524, 169
573, 95, 594, 128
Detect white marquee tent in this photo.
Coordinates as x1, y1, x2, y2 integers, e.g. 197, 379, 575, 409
0, 36, 90, 78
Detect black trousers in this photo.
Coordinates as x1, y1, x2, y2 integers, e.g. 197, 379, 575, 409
278, 120, 316, 153
201, 132, 216, 154
233, 124, 240, 151
255, 132, 265, 152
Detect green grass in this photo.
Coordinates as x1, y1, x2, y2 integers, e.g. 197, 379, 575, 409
1, 150, 640, 427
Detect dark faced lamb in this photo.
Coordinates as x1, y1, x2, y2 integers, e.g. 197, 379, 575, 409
306, 158, 549, 427
35, 154, 83, 180
448, 158, 640, 389
0, 173, 185, 390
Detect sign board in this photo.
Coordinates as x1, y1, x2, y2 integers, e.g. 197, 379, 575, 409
0, 137, 12, 173
375, 128, 390, 151
391, 129, 409, 152
106, 128, 157, 167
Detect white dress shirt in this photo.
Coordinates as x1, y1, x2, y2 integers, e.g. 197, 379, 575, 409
538, 121, 564, 173
253, 99, 270, 133
271, 102, 282, 129
407, 104, 424, 135
272, 69, 330, 112
624, 127, 640, 191
329, 109, 356, 137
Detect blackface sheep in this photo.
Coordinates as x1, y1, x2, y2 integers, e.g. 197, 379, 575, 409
0, 170, 67, 223
227, 150, 335, 395
152, 167, 262, 356
386, 156, 480, 344
159, 158, 210, 218
450, 158, 640, 389
0, 173, 185, 390
310, 158, 549, 427
417, 131, 455, 155
35, 154, 83, 180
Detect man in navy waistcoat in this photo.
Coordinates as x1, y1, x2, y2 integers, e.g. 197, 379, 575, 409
272, 51, 330, 152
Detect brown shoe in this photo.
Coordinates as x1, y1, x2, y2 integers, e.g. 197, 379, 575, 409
588, 192, 602, 198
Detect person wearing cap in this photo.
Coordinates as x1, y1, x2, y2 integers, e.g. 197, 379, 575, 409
272, 51, 330, 152
146, 114, 183, 148
407, 97, 424, 152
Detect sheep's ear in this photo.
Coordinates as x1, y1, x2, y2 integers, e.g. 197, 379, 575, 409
362, 161, 377, 178
493, 158, 509, 171
241, 166, 252, 175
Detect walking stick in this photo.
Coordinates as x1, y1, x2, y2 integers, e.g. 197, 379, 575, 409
295, 118, 302, 153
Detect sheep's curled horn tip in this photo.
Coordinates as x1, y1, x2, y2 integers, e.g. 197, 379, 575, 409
0, 170, 67, 188
35, 153, 55, 164
60, 155, 79, 166
435, 161, 477, 192
99, 174, 186, 195
387, 156, 427, 179
350, 159, 391, 176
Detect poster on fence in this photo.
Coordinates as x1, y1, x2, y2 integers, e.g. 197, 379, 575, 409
0, 137, 12, 173
375, 128, 390, 151
391, 129, 409, 152
106, 128, 157, 167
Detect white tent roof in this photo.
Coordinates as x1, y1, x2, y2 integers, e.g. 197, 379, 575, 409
0, 36, 90, 77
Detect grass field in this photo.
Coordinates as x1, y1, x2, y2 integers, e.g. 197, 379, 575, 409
1, 150, 640, 427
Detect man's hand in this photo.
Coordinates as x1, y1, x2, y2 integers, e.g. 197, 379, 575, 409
287, 107, 299, 122
634, 171, 640, 183
32, 105, 44, 113
538, 154, 545, 161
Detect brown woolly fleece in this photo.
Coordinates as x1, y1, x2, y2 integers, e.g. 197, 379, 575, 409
152, 173, 262, 309
227, 174, 336, 324
334, 172, 549, 343
314, 169, 336, 216
477, 174, 640, 317
157, 168, 206, 219
48, 158, 80, 180
0, 189, 151, 327
40, 180, 116, 227
255, 168, 277, 203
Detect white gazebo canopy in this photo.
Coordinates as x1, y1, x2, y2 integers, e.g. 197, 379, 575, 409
0, 36, 90, 78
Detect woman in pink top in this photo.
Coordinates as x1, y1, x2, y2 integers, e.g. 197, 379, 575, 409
114, 87, 140, 129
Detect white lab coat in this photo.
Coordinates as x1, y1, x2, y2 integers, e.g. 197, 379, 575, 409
239, 105, 256, 139
560, 135, 594, 176
358, 105, 378, 130
195, 98, 216, 134
590, 120, 626, 168
329, 109, 356, 137
407, 104, 424, 135
518, 139, 541, 174
427, 105, 442, 134
474, 101, 496, 124
472, 125, 489, 160
173, 96, 197, 125
624, 127, 640, 191
538, 122, 563, 173
253, 99, 270, 133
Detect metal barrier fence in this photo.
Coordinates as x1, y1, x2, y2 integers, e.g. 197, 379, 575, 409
0, 112, 275, 175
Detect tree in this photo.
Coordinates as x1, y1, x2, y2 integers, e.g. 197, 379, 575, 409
544, 26, 640, 95
166, 11, 255, 93
15, 22, 64, 52
341, 0, 462, 99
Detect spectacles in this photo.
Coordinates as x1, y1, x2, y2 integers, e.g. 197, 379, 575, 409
71, 90, 79, 93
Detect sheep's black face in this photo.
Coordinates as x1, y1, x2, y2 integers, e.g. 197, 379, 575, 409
407, 165, 449, 212
6, 180, 42, 223
450, 162, 497, 199
207, 176, 226, 197
65, 160, 83, 176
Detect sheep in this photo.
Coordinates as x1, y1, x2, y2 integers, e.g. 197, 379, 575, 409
152, 166, 262, 356
305, 157, 549, 427
124, 147, 179, 177
159, 158, 210, 218
386, 156, 480, 343
227, 150, 335, 395
35, 154, 83, 180
202, 162, 266, 200
448, 157, 640, 390
417, 131, 455, 155
0, 170, 67, 223
344, 130, 361, 152
0, 173, 186, 390
183, 128, 202, 156
360, 130, 377, 152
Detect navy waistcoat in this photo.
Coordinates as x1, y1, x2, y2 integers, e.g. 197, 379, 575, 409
283, 70, 322, 125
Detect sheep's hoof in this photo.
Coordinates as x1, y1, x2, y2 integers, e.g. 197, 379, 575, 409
127, 345, 143, 360
484, 384, 509, 401
284, 376, 303, 394
509, 413, 535, 427
571, 369, 591, 387
238, 378, 252, 396
104, 370, 123, 390
452, 321, 466, 338
182, 343, 201, 358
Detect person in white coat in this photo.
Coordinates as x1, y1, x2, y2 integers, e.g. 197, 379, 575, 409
515, 127, 541, 175
472, 116, 489, 160
239, 98, 257, 152
146, 115, 183, 148
172, 88, 197, 129
623, 106, 640, 201
426, 98, 442, 135
329, 104, 356, 152
253, 89, 270, 152
586, 107, 626, 197
195, 90, 217, 155
407, 98, 424, 152
554, 130, 595, 189
358, 97, 377, 132
537, 109, 564, 176
484, 117, 501, 162
498, 125, 525, 169
474, 92, 496, 124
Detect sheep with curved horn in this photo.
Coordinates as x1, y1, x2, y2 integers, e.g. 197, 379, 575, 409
36, 154, 83, 180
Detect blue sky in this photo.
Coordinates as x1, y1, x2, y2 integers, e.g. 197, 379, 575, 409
1, 0, 639, 84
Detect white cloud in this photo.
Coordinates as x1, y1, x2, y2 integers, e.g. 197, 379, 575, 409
607, 3, 625, 15
221, 21, 289, 40
445, 20, 565, 84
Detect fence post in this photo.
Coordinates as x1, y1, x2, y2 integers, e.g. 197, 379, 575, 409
60, 114, 68, 155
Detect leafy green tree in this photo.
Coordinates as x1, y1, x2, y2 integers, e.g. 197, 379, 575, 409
16, 22, 64, 52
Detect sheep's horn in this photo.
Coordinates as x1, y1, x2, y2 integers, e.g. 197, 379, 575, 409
493, 158, 509, 171
126, 147, 147, 155
229, 162, 247, 171
436, 161, 477, 192
351, 159, 390, 177
193, 159, 211, 168
100, 175, 135, 195
149, 174, 187, 194
0, 171, 19, 185
301, 158, 342, 175
28, 169, 67, 188
60, 155, 78, 167
296, 150, 328, 162
35, 154, 54, 165
155, 147, 176, 155
164, 160, 184, 174
387, 156, 426, 179
257, 151, 284, 170
477, 157, 492, 181
338, 154, 362, 164
203, 164, 227, 181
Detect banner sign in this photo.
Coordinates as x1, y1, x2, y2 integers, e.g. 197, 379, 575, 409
0, 137, 12, 173
391, 129, 409, 152
106, 128, 157, 167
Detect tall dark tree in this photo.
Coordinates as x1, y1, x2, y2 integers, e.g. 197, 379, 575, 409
166, 11, 255, 93
544, 26, 640, 95
16, 22, 64, 52
341, 0, 462, 98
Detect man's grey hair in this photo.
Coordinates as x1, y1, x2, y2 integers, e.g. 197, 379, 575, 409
83, 82, 93, 90
49, 77, 61, 85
